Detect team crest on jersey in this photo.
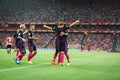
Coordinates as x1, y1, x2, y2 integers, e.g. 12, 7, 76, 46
18, 33, 21, 35
28, 33, 31, 35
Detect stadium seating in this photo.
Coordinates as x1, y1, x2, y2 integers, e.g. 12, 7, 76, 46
0, 0, 120, 22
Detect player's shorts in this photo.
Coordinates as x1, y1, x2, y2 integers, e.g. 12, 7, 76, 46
6, 45, 11, 48
55, 40, 68, 52
18, 41, 26, 54
28, 42, 37, 52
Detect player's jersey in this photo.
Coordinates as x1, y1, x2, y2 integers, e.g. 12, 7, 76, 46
17, 30, 26, 54
52, 25, 69, 42
27, 30, 37, 52
27, 30, 35, 44
64, 30, 68, 38
4, 37, 13, 46
18, 30, 25, 42
13, 33, 19, 45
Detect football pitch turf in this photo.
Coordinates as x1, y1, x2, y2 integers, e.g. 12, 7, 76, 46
0, 49, 120, 80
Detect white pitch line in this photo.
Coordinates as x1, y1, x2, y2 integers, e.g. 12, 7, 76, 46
0, 63, 50, 72
0, 58, 81, 72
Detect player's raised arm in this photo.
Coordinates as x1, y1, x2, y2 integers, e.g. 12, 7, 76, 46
69, 20, 79, 27
43, 25, 53, 30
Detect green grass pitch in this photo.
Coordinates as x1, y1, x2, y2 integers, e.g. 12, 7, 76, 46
0, 49, 120, 80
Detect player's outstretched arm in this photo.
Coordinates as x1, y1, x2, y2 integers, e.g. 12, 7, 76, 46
28, 36, 39, 40
43, 25, 52, 30
60, 32, 68, 36
18, 36, 26, 42
69, 20, 79, 27
23, 30, 28, 34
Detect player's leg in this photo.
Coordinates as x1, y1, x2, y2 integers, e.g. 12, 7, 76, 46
14, 51, 25, 64
15, 49, 19, 57
14, 44, 20, 64
52, 51, 58, 65
52, 52, 58, 62
14, 44, 26, 64
27, 43, 33, 63
6, 45, 11, 54
52, 40, 59, 65
9, 45, 12, 54
27, 45, 37, 64
52, 49, 59, 65
27, 51, 33, 64
28, 51, 32, 62
17, 47, 26, 64
59, 51, 64, 66
13, 43, 20, 56
7, 48, 10, 54
65, 53, 70, 65
58, 52, 61, 64
59, 41, 68, 66
65, 43, 70, 65
27, 50, 37, 64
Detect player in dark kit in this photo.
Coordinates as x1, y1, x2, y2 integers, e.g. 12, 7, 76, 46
27, 24, 39, 64
13, 28, 28, 57
43, 20, 79, 66
14, 24, 26, 64
52, 31, 70, 65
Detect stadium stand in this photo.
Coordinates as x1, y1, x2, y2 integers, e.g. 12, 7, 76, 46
0, 0, 120, 52
0, 0, 120, 22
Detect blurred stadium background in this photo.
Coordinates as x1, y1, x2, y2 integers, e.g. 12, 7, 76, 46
0, 0, 120, 52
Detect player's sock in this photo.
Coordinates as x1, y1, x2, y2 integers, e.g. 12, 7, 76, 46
57, 53, 61, 64
17, 53, 25, 61
52, 52, 57, 65
65, 54, 70, 63
28, 52, 32, 61
60, 52, 64, 63
28, 52, 37, 61
59, 53, 64, 66
52, 52, 57, 62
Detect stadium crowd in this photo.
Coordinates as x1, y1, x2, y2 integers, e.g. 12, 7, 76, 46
116, 34, 120, 51
84, 34, 114, 51
0, 31, 120, 52
0, 0, 120, 22
0, 0, 120, 52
